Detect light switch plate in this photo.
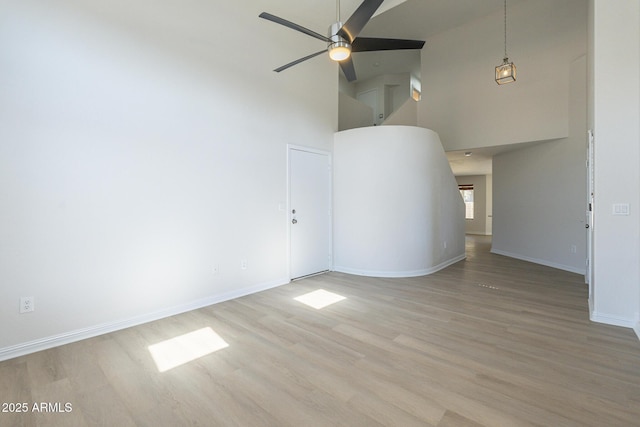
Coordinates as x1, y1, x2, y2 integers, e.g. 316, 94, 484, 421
612, 203, 630, 216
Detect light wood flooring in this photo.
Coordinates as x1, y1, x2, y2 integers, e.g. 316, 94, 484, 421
2, 236, 640, 426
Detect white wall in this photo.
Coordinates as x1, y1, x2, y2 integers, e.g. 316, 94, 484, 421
339, 73, 357, 98
589, 0, 640, 331
338, 92, 373, 131
491, 56, 587, 275
0, 0, 338, 359
334, 126, 465, 277
419, 0, 586, 151
381, 98, 417, 127
455, 175, 491, 235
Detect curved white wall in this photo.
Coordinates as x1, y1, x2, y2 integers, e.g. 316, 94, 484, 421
333, 126, 465, 277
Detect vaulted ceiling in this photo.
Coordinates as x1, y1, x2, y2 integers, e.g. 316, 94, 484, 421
352, 0, 528, 81
269, 0, 552, 175
355, 0, 532, 175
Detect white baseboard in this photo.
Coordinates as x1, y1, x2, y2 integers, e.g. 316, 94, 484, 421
0, 277, 289, 362
334, 254, 466, 278
490, 248, 586, 275
590, 299, 640, 342
590, 311, 637, 329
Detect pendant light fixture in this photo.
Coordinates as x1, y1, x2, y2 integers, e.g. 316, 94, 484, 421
495, 0, 516, 84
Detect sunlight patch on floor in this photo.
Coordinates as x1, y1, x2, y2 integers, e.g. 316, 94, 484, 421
148, 327, 229, 372
294, 289, 346, 310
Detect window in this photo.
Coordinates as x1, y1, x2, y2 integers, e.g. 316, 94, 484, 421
412, 87, 421, 101
459, 184, 474, 219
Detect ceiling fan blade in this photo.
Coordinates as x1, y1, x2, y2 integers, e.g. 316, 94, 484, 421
352, 37, 425, 52
259, 12, 331, 43
337, 0, 384, 43
274, 50, 327, 73
340, 57, 357, 82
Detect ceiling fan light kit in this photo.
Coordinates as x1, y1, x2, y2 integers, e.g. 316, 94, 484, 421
328, 22, 352, 61
328, 41, 352, 61
260, 0, 424, 82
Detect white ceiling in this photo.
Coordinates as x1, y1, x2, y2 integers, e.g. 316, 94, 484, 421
350, 0, 529, 80
445, 140, 550, 176
363, 0, 528, 39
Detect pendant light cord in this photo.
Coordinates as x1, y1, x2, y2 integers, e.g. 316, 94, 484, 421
337, 0, 341, 22
503, 0, 508, 59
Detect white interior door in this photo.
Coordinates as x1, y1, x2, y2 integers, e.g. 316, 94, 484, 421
357, 89, 379, 125
289, 147, 332, 279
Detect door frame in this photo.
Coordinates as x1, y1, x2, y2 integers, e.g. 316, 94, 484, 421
286, 144, 333, 280
586, 130, 595, 290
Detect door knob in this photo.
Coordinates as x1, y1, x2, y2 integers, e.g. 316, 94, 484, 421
292, 219, 297, 224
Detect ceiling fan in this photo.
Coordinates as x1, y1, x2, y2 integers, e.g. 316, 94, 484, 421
259, 0, 425, 82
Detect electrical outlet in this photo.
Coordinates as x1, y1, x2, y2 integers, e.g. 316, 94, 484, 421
570, 245, 577, 254
240, 259, 248, 270
20, 296, 34, 314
